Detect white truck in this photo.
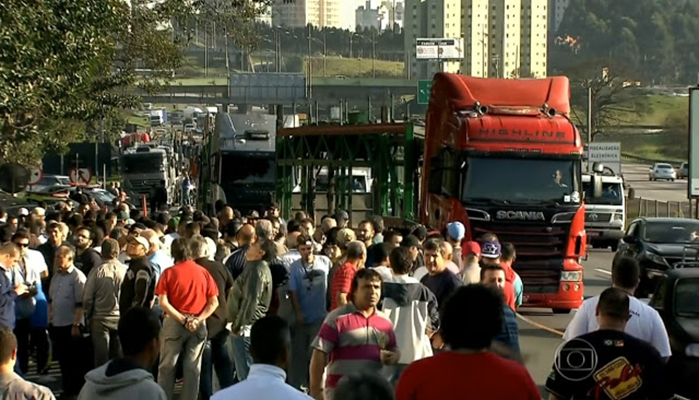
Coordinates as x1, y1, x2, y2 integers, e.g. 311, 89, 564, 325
583, 163, 626, 251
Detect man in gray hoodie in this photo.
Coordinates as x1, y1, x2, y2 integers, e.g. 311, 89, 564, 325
78, 307, 165, 400
83, 238, 128, 367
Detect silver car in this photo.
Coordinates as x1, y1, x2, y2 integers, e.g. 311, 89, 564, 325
649, 163, 677, 181
678, 162, 688, 179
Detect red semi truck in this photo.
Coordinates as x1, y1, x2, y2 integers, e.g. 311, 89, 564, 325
420, 73, 587, 313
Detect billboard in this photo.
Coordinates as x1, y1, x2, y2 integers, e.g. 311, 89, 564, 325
415, 38, 463, 60
229, 73, 306, 103
587, 142, 621, 175
689, 88, 699, 197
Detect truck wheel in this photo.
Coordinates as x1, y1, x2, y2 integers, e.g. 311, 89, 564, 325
552, 308, 571, 314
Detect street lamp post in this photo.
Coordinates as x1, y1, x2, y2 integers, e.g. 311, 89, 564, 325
372, 30, 376, 78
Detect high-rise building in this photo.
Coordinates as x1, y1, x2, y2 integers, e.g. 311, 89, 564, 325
448, 0, 547, 78
549, 0, 569, 37
461, 0, 489, 77
271, 0, 355, 30
520, 0, 548, 78
403, 0, 461, 79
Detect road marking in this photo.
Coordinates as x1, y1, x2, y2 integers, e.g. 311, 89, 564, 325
516, 313, 564, 337
515, 269, 611, 338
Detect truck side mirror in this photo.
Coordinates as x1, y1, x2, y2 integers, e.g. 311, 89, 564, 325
592, 175, 603, 198
592, 162, 604, 174
623, 235, 637, 244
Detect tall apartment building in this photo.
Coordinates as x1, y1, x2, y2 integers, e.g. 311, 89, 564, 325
462, 0, 489, 77
459, 0, 546, 78
356, 1, 405, 30
403, 0, 461, 79
271, 0, 355, 30
549, 0, 569, 37
520, 0, 548, 78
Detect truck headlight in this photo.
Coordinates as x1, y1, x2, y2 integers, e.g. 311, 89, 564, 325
686, 344, 699, 357
561, 271, 582, 282
613, 213, 623, 221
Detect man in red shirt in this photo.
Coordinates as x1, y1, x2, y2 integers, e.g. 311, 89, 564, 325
479, 241, 516, 310
329, 241, 366, 311
155, 237, 219, 400
395, 284, 540, 400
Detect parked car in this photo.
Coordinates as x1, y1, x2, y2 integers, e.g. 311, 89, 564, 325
678, 162, 689, 179
649, 266, 699, 398
27, 174, 71, 194
649, 163, 677, 181
613, 217, 699, 297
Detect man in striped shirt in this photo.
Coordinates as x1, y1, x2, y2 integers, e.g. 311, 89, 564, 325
309, 268, 399, 400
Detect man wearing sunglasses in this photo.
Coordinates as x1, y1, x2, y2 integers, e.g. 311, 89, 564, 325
288, 233, 332, 390
11, 229, 49, 376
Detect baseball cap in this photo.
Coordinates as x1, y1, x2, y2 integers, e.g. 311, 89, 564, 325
128, 235, 150, 252
32, 207, 46, 217
463, 241, 481, 256
125, 218, 136, 226
401, 235, 422, 249
446, 222, 466, 241
18, 208, 28, 217
481, 241, 501, 259
117, 211, 129, 221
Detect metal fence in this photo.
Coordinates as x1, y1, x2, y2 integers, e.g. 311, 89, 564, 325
627, 197, 693, 219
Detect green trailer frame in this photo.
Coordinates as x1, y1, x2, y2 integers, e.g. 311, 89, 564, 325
276, 123, 422, 226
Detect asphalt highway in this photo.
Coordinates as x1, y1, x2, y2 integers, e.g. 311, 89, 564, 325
518, 248, 615, 396
622, 162, 689, 203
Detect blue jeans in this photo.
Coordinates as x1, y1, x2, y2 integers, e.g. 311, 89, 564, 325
229, 335, 252, 381
200, 330, 235, 399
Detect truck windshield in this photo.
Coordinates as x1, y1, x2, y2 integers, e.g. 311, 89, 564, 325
123, 155, 165, 173
221, 154, 274, 184
462, 157, 580, 204
582, 181, 623, 205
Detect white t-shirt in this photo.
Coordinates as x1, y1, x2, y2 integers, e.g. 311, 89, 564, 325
372, 265, 393, 282
563, 293, 672, 358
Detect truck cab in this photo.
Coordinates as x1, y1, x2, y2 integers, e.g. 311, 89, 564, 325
422, 73, 587, 313
582, 164, 626, 251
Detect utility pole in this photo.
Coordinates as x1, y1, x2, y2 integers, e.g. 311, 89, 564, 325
587, 85, 593, 145
372, 30, 376, 78
307, 25, 313, 116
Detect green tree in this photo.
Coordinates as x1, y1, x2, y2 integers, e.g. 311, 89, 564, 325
0, 0, 270, 164
566, 59, 646, 141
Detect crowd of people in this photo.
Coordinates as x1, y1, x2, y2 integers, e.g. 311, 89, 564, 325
0, 197, 681, 400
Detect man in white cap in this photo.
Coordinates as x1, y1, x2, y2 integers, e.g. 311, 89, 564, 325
119, 236, 157, 316
445, 222, 465, 271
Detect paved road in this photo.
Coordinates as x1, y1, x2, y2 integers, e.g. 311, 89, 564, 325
518, 248, 615, 396
623, 162, 689, 203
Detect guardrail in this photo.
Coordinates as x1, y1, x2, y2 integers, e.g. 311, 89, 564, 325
627, 197, 690, 220
621, 152, 686, 165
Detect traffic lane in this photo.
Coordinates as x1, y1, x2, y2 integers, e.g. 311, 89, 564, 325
518, 249, 614, 394
622, 162, 688, 203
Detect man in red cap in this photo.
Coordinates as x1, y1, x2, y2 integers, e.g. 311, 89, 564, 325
459, 241, 481, 284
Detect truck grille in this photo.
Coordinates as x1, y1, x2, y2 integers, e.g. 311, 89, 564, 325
471, 222, 570, 289
585, 212, 612, 223
126, 179, 161, 197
